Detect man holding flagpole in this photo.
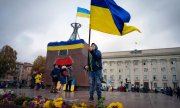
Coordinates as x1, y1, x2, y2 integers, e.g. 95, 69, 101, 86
85, 43, 102, 101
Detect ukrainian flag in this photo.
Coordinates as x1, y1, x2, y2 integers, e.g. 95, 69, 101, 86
77, 7, 90, 18
90, 0, 140, 36
47, 39, 85, 51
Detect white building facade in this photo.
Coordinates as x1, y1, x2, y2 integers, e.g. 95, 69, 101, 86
102, 47, 180, 89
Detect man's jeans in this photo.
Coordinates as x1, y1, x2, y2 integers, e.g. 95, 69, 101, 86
89, 70, 102, 99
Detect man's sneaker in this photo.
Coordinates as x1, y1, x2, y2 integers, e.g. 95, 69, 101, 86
89, 97, 94, 102
98, 97, 102, 101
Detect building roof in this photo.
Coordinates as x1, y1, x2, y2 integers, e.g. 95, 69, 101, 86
102, 47, 180, 59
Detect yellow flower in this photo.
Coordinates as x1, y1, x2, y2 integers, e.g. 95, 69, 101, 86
22, 100, 28, 106
54, 101, 63, 108
72, 103, 78, 108
56, 98, 63, 101
81, 102, 87, 108
33, 100, 39, 105
53, 98, 63, 108
43, 100, 51, 108
107, 102, 123, 108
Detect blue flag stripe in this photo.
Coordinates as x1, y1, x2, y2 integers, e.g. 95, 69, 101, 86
91, 0, 131, 34
77, 7, 90, 14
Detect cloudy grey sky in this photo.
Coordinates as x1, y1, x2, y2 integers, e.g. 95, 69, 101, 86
0, 0, 180, 63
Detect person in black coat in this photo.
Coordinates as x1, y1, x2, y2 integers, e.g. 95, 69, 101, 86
50, 64, 60, 93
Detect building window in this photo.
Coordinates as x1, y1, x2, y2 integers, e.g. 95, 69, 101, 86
170, 58, 176, 65
134, 68, 139, 75
160, 59, 166, 65
152, 68, 157, 73
173, 75, 176, 81
103, 62, 108, 67
103, 69, 107, 73
119, 69, 121, 73
110, 69, 114, 73
110, 62, 114, 66
110, 75, 114, 81
161, 67, 166, 73
117, 61, 122, 66
151, 59, 157, 66
163, 83, 167, 88
119, 75, 121, 80
154, 83, 157, 88
162, 75, 167, 80
126, 75, 130, 80
126, 68, 130, 74
133, 60, 138, 65
58, 50, 68, 56
153, 75, 157, 80
171, 67, 176, 73
104, 75, 107, 81
142, 60, 147, 66
144, 68, 148, 72
135, 75, 139, 80
144, 75, 148, 80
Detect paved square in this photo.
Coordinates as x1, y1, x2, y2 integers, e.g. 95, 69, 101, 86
11, 89, 180, 108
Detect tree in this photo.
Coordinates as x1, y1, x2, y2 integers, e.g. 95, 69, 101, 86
32, 55, 46, 73
0, 45, 17, 78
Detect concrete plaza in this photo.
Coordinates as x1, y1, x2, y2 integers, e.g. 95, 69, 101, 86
11, 89, 180, 108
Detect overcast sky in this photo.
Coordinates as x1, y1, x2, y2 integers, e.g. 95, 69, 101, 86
0, 0, 180, 63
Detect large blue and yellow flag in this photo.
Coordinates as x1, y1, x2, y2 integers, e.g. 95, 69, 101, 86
90, 0, 140, 36
77, 7, 90, 18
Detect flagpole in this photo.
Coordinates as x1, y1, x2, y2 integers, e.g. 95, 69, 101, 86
87, 26, 91, 72
88, 28, 91, 45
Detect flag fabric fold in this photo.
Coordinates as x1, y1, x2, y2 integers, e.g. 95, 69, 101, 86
122, 24, 141, 35
90, 0, 140, 36
77, 7, 90, 18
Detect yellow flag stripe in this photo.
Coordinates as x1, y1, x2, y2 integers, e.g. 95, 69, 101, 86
77, 12, 90, 18
90, 5, 121, 36
47, 43, 84, 51
122, 24, 141, 35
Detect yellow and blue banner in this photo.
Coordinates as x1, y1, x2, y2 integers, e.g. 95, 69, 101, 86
47, 39, 85, 51
77, 7, 90, 18
90, 0, 140, 36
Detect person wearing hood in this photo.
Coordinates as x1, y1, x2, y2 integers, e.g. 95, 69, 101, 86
85, 43, 102, 101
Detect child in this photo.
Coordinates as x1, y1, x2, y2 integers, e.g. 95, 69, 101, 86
35, 71, 42, 90
66, 66, 74, 92
59, 66, 68, 91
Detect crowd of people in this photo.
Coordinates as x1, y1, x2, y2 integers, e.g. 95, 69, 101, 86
50, 64, 74, 93
162, 86, 180, 99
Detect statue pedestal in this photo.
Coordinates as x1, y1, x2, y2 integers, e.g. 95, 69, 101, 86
44, 40, 89, 90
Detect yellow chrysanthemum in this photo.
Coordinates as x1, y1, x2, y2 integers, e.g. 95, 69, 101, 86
107, 102, 123, 108
43, 100, 51, 108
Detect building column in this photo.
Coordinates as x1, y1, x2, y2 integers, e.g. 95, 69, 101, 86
139, 60, 143, 86
147, 59, 152, 89
114, 61, 118, 89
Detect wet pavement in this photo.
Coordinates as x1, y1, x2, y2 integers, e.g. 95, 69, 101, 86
10, 89, 180, 108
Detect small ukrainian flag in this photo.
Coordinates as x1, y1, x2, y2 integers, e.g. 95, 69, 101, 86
77, 7, 90, 18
